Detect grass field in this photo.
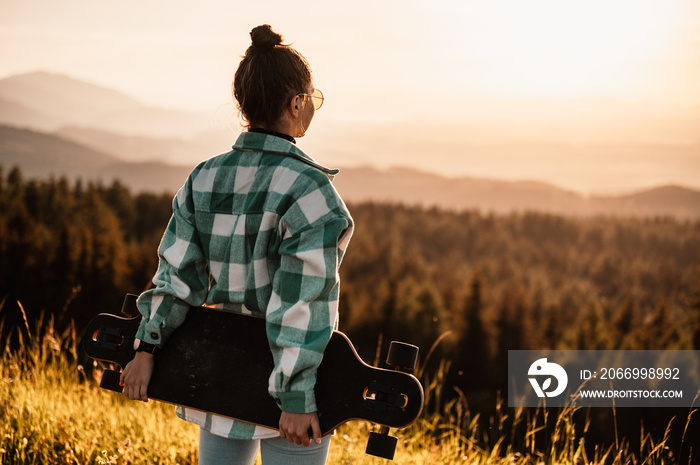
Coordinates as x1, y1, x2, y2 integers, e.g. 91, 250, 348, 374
1, 315, 695, 464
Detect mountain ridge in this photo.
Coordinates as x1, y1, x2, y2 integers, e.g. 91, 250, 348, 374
1, 71, 698, 218
1, 124, 699, 219
0, 71, 141, 120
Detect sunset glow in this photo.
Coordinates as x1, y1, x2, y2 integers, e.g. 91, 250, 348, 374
427, 0, 696, 101
1, 0, 699, 194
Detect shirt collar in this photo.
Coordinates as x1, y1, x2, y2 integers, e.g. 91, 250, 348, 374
233, 131, 340, 179
248, 127, 296, 144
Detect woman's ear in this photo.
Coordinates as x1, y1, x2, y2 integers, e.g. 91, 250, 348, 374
288, 95, 302, 119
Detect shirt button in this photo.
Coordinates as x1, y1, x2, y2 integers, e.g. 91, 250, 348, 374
150, 332, 159, 340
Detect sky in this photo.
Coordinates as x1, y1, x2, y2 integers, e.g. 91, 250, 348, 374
1, 0, 699, 194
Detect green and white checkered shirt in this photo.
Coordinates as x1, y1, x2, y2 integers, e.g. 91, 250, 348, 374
134, 131, 354, 439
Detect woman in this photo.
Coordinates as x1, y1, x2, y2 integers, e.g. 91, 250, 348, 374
120, 24, 354, 464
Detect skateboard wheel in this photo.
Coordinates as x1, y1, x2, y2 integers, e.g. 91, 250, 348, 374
387, 342, 419, 373
365, 431, 398, 460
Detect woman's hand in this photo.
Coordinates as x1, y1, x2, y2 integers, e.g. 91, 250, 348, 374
279, 411, 322, 446
120, 352, 154, 402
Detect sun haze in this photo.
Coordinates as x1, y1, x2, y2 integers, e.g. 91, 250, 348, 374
0, 0, 698, 194
422, 0, 699, 102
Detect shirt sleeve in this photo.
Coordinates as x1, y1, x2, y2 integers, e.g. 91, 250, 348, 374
266, 183, 353, 413
135, 174, 210, 347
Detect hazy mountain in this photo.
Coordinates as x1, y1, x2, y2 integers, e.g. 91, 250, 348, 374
2, 124, 699, 218
0, 71, 212, 138
0, 125, 190, 192
333, 166, 585, 213
1, 72, 698, 217
55, 126, 236, 165
0, 125, 118, 178
590, 186, 700, 219
333, 166, 700, 218
0, 71, 141, 122
0, 96, 64, 131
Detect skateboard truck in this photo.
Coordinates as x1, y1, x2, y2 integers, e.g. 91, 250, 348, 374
365, 341, 419, 460
92, 326, 124, 350
90, 295, 140, 351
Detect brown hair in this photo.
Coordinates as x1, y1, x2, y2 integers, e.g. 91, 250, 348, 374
233, 25, 312, 129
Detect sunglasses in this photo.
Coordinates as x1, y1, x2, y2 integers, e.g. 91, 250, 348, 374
298, 88, 324, 110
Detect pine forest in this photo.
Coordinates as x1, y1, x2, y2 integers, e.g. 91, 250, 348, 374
2, 165, 700, 460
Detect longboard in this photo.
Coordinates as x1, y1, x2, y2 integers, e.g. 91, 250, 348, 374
83, 296, 424, 458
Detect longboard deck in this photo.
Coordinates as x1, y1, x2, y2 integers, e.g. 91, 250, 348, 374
84, 305, 424, 436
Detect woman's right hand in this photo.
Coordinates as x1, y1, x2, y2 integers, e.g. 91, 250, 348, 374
120, 351, 155, 402
279, 411, 322, 446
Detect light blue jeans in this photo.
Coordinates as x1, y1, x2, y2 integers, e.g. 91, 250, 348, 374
198, 428, 331, 465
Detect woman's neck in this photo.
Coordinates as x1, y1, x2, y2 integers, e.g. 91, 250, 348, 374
248, 127, 296, 144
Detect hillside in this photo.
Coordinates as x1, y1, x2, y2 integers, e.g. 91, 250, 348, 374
0, 125, 190, 192
2, 124, 699, 218
0, 125, 118, 177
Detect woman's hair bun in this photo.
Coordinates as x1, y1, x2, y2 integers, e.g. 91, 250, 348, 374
250, 24, 283, 50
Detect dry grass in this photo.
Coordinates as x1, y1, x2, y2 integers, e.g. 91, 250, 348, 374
0, 312, 695, 464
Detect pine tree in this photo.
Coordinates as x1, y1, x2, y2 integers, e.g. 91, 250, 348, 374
610, 293, 639, 349
640, 299, 688, 350
541, 305, 563, 349
563, 300, 610, 350
457, 272, 491, 390
686, 260, 700, 350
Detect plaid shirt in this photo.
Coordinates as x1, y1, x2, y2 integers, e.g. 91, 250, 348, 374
135, 131, 354, 439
